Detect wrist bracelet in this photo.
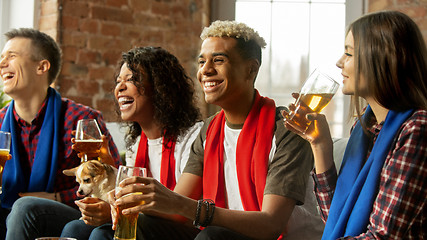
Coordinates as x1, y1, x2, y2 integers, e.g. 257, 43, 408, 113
205, 200, 215, 226
193, 199, 215, 228
193, 199, 203, 227
201, 199, 215, 227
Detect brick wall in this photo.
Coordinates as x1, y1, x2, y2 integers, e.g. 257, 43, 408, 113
38, 0, 210, 122
367, 0, 427, 42
36, 0, 427, 122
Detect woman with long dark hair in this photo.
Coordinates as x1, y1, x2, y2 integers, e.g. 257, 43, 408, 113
283, 11, 427, 239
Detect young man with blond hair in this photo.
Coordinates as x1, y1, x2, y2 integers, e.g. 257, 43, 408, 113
101, 21, 319, 240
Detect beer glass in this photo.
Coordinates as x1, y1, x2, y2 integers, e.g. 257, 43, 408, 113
284, 69, 340, 133
0, 131, 11, 194
0, 131, 11, 171
75, 119, 102, 162
114, 166, 147, 240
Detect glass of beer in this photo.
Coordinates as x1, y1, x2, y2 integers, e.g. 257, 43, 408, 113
75, 119, 103, 162
0, 131, 11, 173
284, 68, 340, 133
0, 131, 11, 194
114, 166, 147, 240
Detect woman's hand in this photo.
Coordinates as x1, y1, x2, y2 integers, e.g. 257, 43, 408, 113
282, 93, 333, 145
72, 133, 114, 165
282, 93, 335, 173
75, 197, 112, 226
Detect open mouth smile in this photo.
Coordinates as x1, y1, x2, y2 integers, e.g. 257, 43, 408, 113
1, 72, 15, 81
202, 80, 223, 92
118, 96, 134, 110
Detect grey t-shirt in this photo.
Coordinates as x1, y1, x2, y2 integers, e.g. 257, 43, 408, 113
183, 107, 313, 205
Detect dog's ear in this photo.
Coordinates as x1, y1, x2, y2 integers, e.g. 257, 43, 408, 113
63, 167, 78, 176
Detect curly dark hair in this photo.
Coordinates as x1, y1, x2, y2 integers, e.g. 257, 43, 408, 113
115, 46, 201, 150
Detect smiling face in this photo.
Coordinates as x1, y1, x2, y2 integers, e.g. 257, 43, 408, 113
197, 37, 254, 108
114, 63, 154, 125
0, 37, 45, 98
336, 31, 368, 98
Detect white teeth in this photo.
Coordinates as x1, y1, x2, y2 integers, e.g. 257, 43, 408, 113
204, 82, 219, 87
118, 97, 133, 103
1, 73, 14, 79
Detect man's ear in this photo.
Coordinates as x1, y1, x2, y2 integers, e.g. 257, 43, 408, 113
248, 59, 260, 80
36, 59, 50, 75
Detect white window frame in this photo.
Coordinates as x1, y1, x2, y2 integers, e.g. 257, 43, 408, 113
211, 0, 365, 137
0, 0, 39, 49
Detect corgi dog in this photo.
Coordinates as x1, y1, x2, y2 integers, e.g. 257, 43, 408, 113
63, 160, 117, 202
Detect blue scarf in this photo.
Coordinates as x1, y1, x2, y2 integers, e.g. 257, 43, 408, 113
322, 105, 414, 239
1, 87, 61, 208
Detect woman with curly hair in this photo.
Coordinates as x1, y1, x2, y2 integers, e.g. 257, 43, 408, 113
61, 46, 202, 240
117, 46, 202, 180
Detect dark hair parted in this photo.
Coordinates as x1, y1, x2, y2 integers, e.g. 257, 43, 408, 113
116, 46, 201, 150
349, 10, 427, 115
5, 28, 62, 85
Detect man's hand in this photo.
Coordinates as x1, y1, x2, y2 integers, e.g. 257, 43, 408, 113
107, 189, 118, 230
0, 153, 12, 171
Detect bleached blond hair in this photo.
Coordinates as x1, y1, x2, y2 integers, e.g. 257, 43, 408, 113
200, 20, 266, 65
200, 20, 266, 49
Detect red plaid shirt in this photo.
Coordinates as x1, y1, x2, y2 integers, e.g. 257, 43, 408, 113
312, 109, 427, 239
0, 97, 121, 207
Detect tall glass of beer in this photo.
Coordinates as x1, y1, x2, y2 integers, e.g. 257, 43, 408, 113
284, 68, 340, 133
114, 166, 147, 240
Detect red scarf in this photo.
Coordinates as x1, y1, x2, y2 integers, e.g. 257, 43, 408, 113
203, 91, 275, 211
135, 133, 177, 190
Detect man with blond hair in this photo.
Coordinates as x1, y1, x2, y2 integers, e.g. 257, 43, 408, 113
98, 20, 319, 240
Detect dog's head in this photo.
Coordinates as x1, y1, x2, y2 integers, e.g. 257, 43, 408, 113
63, 160, 117, 200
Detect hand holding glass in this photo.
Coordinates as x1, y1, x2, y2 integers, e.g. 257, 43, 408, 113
114, 166, 147, 240
0, 131, 11, 173
0, 131, 11, 195
75, 119, 102, 162
284, 69, 340, 133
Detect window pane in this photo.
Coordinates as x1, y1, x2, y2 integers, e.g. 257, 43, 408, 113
235, 1, 272, 96
236, 1, 347, 138
309, 3, 345, 72
270, 2, 310, 100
